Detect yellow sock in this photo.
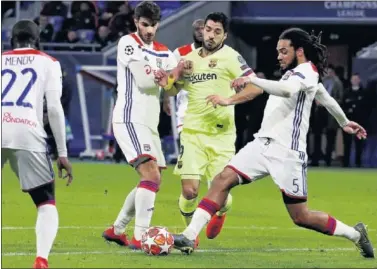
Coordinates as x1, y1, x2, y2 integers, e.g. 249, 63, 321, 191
178, 194, 198, 227
217, 193, 233, 216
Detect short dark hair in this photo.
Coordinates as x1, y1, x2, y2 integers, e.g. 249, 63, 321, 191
279, 27, 328, 78
11, 20, 39, 45
134, 1, 161, 23
205, 12, 229, 33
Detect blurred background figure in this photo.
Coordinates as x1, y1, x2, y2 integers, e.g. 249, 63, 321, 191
311, 65, 344, 166
342, 74, 369, 167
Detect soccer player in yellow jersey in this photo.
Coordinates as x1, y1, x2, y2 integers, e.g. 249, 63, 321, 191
156, 12, 262, 242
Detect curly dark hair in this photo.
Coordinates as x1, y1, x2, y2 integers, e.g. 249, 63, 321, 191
279, 27, 328, 78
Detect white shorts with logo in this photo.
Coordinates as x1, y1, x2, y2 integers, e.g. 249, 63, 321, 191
227, 138, 308, 199
113, 122, 166, 168
1, 148, 55, 192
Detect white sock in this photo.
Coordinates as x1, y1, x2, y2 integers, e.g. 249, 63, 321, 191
333, 220, 361, 243
36, 204, 59, 260
114, 187, 136, 235
134, 186, 157, 240
183, 208, 211, 240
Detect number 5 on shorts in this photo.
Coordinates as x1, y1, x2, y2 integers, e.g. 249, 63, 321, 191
292, 178, 299, 193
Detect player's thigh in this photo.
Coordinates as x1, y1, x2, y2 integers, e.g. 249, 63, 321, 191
226, 138, 270, 184
205, 136, 235, 188
1, 148, 10, 169
174, 130, 207, 180
113, 122, 157, 168
266, 144, 308, 199
151, 130, 167, 169
13, 150, 54, 192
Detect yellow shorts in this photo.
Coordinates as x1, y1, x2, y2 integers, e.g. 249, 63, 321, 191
174, 129, 235, 186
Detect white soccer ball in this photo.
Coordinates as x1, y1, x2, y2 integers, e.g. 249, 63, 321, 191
141, 226, 174, 256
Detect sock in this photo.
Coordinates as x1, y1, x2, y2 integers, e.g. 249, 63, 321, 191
114, 187, 137, 235
183, 198, 220, 240
134, 180, 159, 240
179, 194, 198, 226
217, 193, 233, 216
332, 218, 361, 242
36, 204, 59, 260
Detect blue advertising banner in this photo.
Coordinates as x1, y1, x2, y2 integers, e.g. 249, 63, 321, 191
232, 1, 377, 24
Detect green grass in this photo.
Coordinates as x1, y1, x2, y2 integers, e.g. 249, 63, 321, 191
2, 163, 377, 268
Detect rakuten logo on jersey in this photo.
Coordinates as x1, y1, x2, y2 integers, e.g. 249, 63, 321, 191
187, 73, 217, 84
2, 112, 37, 127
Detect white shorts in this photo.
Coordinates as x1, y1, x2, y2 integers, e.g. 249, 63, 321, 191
227, 138, 308, 199
113, 122, 166, 168
1, 148, 55, 191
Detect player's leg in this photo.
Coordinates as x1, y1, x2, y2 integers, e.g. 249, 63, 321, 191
173, 138, 269, 254
270, 148, 374, 258
11, 149, 57, 268
205, 134, 236, 239
174, 130, 206, 228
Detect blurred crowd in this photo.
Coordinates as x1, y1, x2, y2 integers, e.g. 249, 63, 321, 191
33, 1, 136, 51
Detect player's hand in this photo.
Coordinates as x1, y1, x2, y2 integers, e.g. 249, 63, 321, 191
206, 94, 231, 108
231, 77, 250, 92
342, 121, 367, 140
182, 60, 194, 77
57, 157, 73, 186
154, 69, 168, 87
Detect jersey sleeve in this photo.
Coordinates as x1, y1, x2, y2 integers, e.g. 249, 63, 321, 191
45, 60, 63, 94
283, 64, 319, 91
44, 59, 67, 157
228, 50, 254, 79
117, 36, 138, 67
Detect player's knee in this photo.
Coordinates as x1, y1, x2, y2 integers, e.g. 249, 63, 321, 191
181, 184, 199, 200
28, 182, 55, 207
212, 168, 239, 191
137, 160, 161, 185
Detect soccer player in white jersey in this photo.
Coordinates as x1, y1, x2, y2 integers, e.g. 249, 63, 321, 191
172, 28, 374, 258
102, 1, 179, 250
1, 20, 73, 268
163, 19, 204, 134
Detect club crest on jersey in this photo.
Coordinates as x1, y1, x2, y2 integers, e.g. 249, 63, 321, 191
143, 144, 151, 151
156, 58, 162, 68
125, 45, 134, 55
208, 59, 217, 68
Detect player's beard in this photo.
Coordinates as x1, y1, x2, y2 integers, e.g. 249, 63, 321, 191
280, 55, 298, 73
203, 40, 223, 53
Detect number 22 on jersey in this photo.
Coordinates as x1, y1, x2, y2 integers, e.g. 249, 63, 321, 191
1, 67, 37, 108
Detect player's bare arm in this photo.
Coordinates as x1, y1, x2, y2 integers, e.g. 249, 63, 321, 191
231, 75, 305, 98
206, 83, 263, 108
315, 83, 367, 140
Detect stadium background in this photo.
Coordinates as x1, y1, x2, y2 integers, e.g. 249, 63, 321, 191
2, 0, 377, 167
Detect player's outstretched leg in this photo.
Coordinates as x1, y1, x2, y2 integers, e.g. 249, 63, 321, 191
284, 198, 374, 258
102, 188, 137, 246
173, 167, 240, 254
29, 183, 58, 269
130, 160, 161, 250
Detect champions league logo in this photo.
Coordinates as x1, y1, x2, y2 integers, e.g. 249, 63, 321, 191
125, 45, 134, 55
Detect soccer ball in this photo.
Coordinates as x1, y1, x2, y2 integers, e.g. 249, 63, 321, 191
141, 226, 174, 256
